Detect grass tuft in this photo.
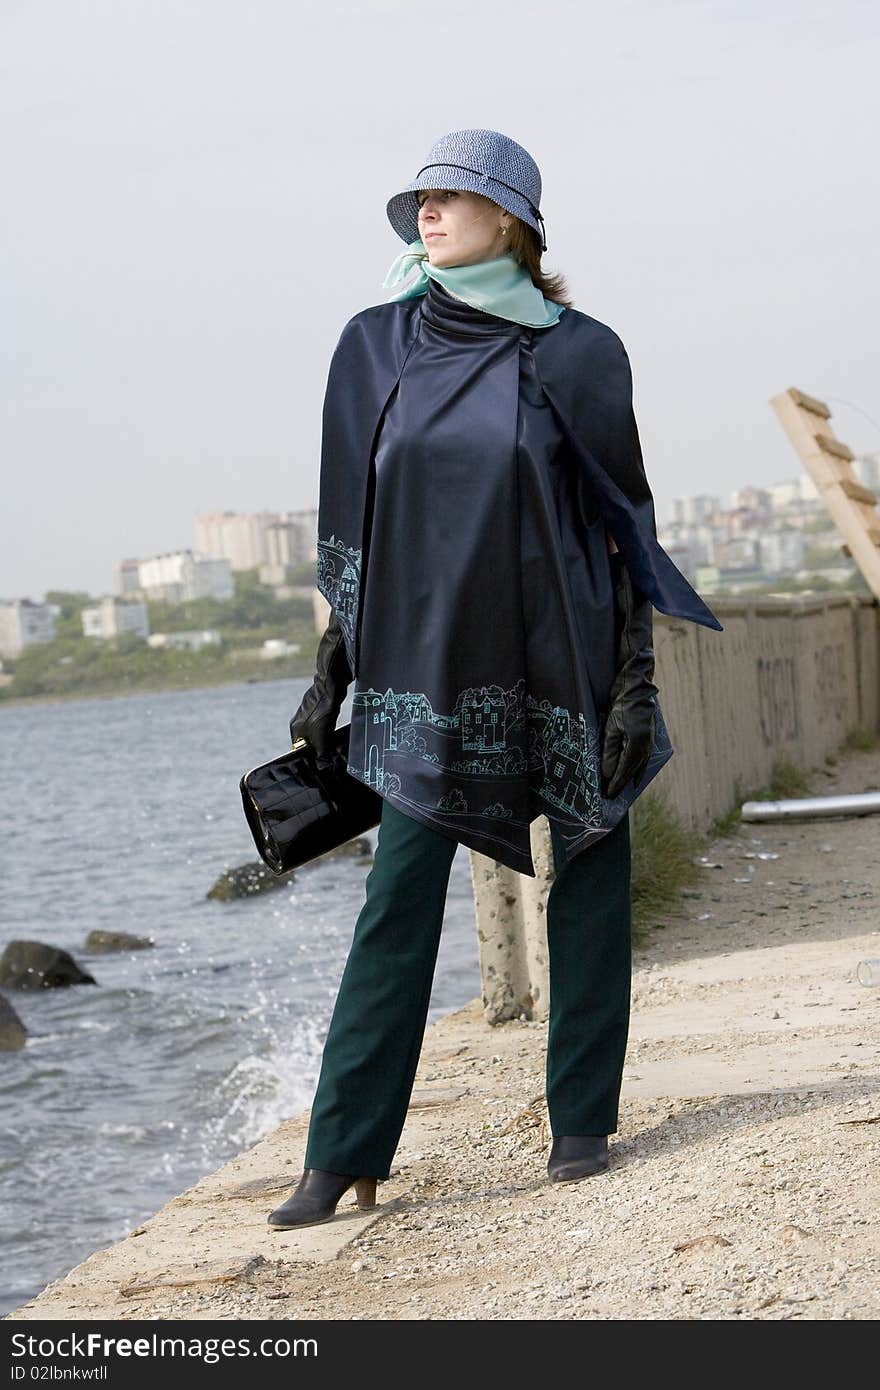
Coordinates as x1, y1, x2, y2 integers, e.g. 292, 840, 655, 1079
630, 788, 704, 943
842, 725, 880, 752
767, 756, 813, 799
709, 804, 742, 839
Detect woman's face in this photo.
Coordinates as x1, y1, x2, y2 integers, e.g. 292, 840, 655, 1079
416, 188, 511, 267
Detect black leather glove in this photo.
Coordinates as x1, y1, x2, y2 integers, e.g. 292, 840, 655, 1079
289, 611, 352, 766
601, 553, 658, 799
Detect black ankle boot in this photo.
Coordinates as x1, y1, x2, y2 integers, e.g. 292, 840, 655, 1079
547, 1135, 609, 1183
267, 1169, 378, 1229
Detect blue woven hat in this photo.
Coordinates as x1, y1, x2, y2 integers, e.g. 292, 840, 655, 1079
386, 128, 547, 252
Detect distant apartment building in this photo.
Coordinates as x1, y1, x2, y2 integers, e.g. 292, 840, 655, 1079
195, 509, 318, 585
726, 507, 763, 538
265, 511, 318, 569
667, 494, 721, 527
696, 563, 764, 594
195, 511, 275, 571
693, 564, 722, 593
81, 596, 149, 641
655, 535, 702, 581
147, 630, 222, 652
730, 486, 772, 514
766, 478, 800, 510
660, 526, 715, 569
0, 599, 56, 658
691, 526, 719, 565
714, 536, 759, 569
766, 475, 818, 509
262, 511, 318, 586
137, 551, 234, 604
260, 638, 302, 660
757, 529, 805, 574
116, 558, 143, 594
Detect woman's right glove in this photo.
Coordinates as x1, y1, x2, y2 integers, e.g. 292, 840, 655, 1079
289, 611, 353, 766
601, 553, 659, 800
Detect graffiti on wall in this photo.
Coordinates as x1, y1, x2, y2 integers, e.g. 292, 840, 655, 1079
813, 642, 849, 728
757, 641, 849, 747
756, 654, 800, 747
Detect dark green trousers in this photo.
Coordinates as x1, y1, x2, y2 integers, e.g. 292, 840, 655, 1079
304, 799, 632, 1180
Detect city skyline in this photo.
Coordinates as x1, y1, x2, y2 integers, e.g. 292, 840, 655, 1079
5, 457, 868, 607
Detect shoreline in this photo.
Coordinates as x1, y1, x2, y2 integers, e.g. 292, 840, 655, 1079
5, 741, 880, 1322
0, 667, 312, 712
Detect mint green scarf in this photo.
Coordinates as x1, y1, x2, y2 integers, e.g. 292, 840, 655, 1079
382, 238, 565, 330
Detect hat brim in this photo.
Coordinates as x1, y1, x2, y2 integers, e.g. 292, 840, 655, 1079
386, 164, 541, 246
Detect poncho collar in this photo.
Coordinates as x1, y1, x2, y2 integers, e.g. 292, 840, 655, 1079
382, 238, 565, 330
419, 277, 526, 339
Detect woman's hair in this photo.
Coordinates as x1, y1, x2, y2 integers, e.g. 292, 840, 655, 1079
505, 215, 574, 309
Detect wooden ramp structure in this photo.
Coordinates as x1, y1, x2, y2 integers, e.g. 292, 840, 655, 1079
770, 387, 880, 601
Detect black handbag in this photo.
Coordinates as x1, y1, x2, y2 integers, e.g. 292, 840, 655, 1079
239, 722, 383, 875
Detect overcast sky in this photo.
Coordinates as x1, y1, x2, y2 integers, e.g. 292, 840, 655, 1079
2, 0, 878, 599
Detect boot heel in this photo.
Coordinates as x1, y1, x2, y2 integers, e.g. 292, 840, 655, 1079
354, 1177, 377, 1209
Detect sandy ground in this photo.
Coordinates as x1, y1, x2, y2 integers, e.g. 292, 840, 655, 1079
6, 745, 880, 1322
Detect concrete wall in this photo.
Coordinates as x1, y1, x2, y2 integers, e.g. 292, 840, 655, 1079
656, 592, 879, 830
472, 592, 880, 1023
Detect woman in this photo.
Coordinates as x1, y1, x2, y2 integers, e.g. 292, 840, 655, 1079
268, 130, 722, 1229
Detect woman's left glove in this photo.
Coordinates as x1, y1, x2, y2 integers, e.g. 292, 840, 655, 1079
289, 611, 353, 767
601, 554, 658, 800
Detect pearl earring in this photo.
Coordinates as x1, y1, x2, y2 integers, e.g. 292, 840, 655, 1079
501, 225, 508, 235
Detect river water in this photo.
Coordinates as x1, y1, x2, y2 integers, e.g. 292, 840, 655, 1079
0, 678, 481, 1316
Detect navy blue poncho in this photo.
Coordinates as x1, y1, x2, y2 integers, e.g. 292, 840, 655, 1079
316, 279, 721, 875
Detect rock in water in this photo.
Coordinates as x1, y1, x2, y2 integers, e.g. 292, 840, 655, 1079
0, 994, 27, 1050
84, 930, 154, 954
0, 941, 97, 990
207, 862, 297, 900
208, 837, 374, 901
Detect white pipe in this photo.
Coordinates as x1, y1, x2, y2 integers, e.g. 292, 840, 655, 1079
741, 791, 880, 821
